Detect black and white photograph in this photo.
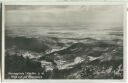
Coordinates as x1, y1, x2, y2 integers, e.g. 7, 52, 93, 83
4, 4, 124, 79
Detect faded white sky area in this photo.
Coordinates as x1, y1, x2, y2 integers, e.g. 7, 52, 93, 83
6, 5, 123, 27
5, 5, 124, 40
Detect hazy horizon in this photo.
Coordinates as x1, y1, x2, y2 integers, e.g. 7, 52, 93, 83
5, 5, 124, 40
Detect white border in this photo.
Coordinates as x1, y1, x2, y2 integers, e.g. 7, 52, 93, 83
3, 1, 127, 5
2, 2, 127, 83
2, 1, 4, 82
3, 0, 128, 2
0, 1, 2, 81
123, 3, 127, 83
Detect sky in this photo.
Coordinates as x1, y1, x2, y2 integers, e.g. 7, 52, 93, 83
5, 5, 124, 27
5, 5, 124, 39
